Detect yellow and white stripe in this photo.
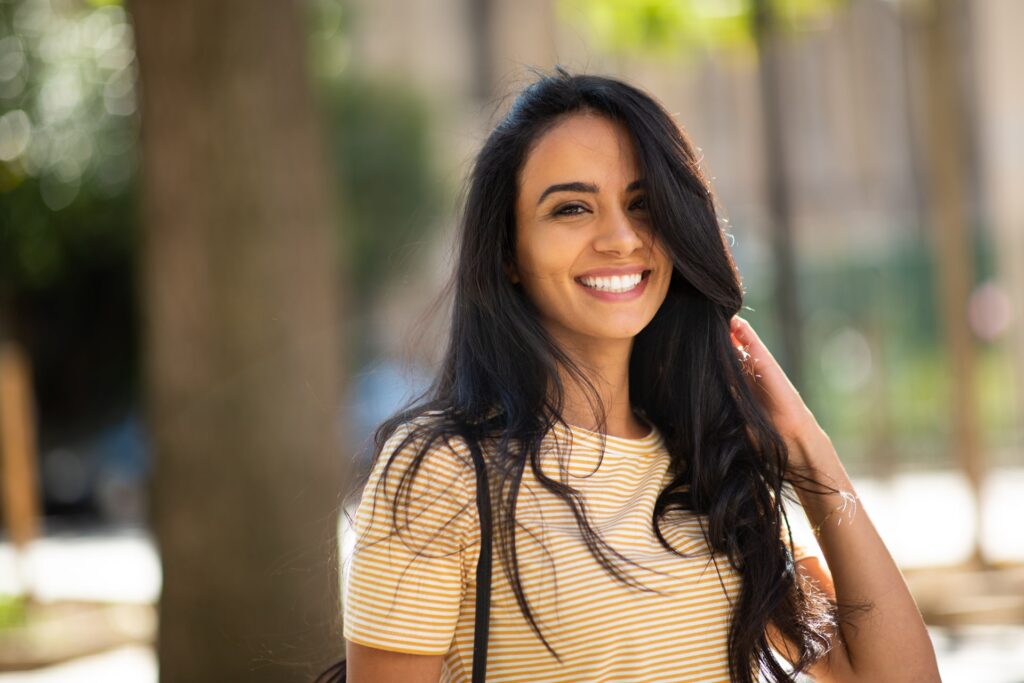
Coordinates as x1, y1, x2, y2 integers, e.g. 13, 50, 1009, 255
343, 418, 814, 682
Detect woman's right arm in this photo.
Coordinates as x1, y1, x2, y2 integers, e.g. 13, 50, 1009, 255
342, 423, 480, 681
346, 640, 444, 683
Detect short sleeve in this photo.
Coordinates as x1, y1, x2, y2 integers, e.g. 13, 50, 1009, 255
342, 423, 480, 655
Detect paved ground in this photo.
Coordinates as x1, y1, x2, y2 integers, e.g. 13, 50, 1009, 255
0, 646, 156, 682
0, 467, 1022, 681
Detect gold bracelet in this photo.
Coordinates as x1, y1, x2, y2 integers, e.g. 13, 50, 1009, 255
810, 490, 859, 536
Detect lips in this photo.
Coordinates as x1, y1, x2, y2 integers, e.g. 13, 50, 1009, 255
574, 269, 651, 301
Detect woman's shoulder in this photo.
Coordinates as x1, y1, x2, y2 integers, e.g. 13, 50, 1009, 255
372, 410, 479, 489
354, 411, 481, 541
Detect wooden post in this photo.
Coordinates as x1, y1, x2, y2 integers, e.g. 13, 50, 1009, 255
751, 0, 806, 391
919, 0, 986, 567
0, 341, 41, 596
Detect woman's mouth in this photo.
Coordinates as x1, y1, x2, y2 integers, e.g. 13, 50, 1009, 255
574, 270, 651, 300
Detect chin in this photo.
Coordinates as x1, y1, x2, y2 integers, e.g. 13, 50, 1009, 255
581, 321, 652, 340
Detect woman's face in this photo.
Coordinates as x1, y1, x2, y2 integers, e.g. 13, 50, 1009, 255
511, 112, 673, 351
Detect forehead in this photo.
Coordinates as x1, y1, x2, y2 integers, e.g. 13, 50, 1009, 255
518, 113, 639, 195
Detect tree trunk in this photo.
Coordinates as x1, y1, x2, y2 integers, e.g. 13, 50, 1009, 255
919, 0, 985, 567
132, 1, 347, 680
467, 0, 496, 102
752, 0, 805, 391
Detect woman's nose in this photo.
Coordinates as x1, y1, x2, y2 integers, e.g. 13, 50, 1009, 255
593, 208, 645, 257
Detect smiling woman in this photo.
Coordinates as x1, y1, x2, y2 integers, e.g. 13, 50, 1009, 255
508, 112, 673, 348
318, 67, 940, 683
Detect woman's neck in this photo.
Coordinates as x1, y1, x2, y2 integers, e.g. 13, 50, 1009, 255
553, 343, 648, 439
566, 410, 651, 440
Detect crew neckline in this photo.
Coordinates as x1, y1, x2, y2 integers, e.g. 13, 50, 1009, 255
556, 414, 662, 449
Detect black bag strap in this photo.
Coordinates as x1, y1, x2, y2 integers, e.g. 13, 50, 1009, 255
323, 437, 494, 683
467, 438, 492, 683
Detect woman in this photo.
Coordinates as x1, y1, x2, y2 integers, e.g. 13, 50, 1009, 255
329, 68, 940, 682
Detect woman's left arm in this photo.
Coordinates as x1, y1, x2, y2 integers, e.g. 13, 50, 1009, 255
731, 315, 941, 683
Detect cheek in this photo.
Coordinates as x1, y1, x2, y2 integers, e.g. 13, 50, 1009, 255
656, 271, 673, 302
652, 238, 673, 267
650, 247, 674, 299
519, 235, 576, 283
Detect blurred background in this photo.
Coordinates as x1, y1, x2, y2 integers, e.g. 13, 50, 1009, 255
0, 0, 1021, 680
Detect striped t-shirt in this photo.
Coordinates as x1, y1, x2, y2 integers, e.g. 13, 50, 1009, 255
342, 417, 816, 682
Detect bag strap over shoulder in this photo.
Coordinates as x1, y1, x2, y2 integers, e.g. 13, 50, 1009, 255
319, 434, 494, 683
467, 438, 493, 683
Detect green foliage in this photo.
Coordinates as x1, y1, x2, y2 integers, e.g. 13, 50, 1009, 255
319, 77, 445, 305
560, 0, 749, 56
0, 175, 136, 293
0, 0, 138, 295
560, 0, 843, 57
0, 593, 27, 630
0, 0, 138, 437
308, 1, 446, 305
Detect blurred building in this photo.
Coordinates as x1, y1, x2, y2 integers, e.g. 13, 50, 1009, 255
342, 0, 1023, 459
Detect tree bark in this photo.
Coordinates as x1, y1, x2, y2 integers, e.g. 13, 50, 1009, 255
919, 0, 985, 567
752, 0, 805, 391
132, 1, 347, 680
467, 0, 496, 102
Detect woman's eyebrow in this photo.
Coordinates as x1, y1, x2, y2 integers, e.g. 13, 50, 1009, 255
536, 178, 646, 206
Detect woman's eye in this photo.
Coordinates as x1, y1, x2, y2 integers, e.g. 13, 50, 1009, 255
631, 196, 648, 211
553, 204, 587, 217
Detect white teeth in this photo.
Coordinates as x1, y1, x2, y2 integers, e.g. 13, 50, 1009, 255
579, 273, 644, 293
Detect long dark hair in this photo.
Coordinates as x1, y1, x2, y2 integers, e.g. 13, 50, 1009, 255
317, 66, 865, 683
